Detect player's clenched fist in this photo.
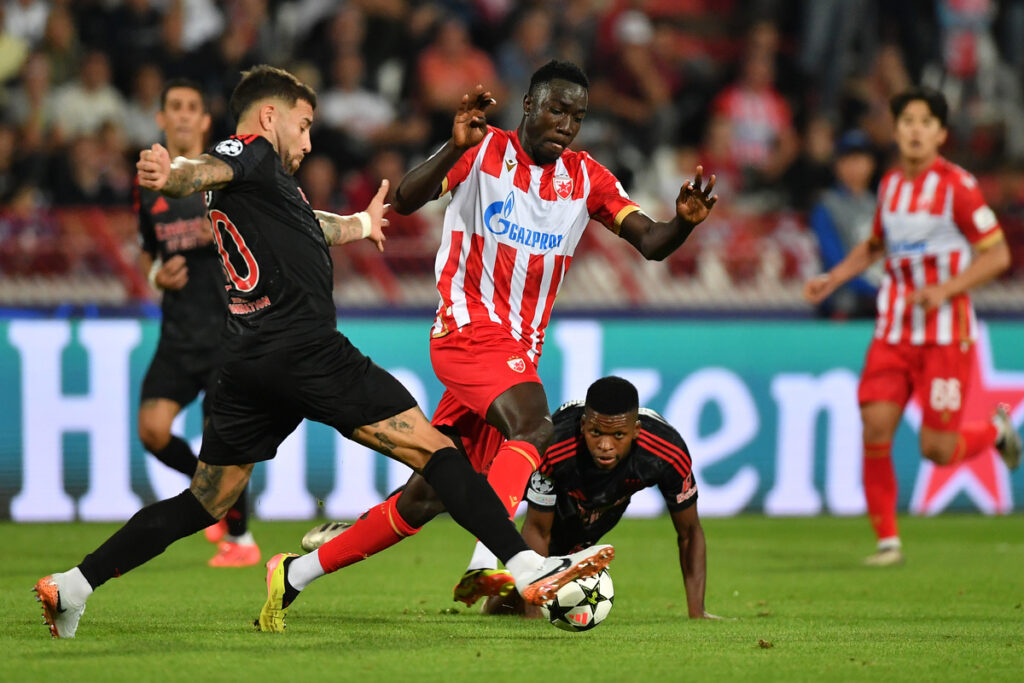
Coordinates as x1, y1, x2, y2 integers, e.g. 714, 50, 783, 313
137, 143, 172, 191
803, 273, 836, 304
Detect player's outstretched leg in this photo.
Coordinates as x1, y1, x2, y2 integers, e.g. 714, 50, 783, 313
515, 544, 615, 605
33, 570, 88, 638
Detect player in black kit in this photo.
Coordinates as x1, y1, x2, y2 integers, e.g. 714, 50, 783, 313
135, 78, 258, 567
482, 377, 716, 619
33, 65, 613, 639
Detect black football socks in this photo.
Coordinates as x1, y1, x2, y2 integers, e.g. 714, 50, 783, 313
78, 489, 217, 589
151, 435, 199, 477
420, 447, 529, 563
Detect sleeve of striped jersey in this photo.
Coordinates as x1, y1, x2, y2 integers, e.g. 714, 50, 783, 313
135, 178, 157, 257
584, 155, 640, 234
950, 174, 1004, 248
207, 135, 271, 185
870, 188, 884, 242
441, 131, 491, 196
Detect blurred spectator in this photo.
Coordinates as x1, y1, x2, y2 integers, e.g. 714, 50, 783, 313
298, 154, 344, 213
0, 119, 17, 200
0, 5, 28, 83
416, 15, 504, 145
107, 0, 165, 91
845, 44, 911, 152
0, 183, 65, 276
50, 50, 125, 141
783, 115, 837, 211
38, 3, 79, 86
319, 51, 395, 141
710, 40, 798, 196
495, 6, 554, 128
49, 132, 128, 207
122, 63, 164, 149
7, 50, 56, 152
3, 0, 48, 47
175, 0, 224, 53
807, 130, 880, 318
799, 0, 875, 119
590, 10, 678, 160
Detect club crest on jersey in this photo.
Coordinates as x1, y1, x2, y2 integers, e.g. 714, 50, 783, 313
554, 173, 573, 199
507, 355, 527, 373
215, 138, 244, 156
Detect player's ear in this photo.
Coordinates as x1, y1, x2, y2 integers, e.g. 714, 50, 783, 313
523, 93, 531, 116
200, 112, 211, 135
937, 127, 948, 147
259, 103, 276, 131
155, 109, 167, 131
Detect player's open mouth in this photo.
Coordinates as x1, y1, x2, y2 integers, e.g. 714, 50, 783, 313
596, 455, 616, 465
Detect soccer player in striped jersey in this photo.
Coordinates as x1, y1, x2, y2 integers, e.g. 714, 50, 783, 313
297, 60, 716, 606
804, 86, 1021, 567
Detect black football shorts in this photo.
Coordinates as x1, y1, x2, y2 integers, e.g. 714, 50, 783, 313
140, 341, 221, 416
199, 332, 418, 466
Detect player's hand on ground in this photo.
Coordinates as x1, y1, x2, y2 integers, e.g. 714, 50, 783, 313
156, 254, 188, 290
676, 166, 718, 225
803, 273, 835, 304
452, 85, 496, 151
137, 143, 171, 191
365, 179, 390, 252
908, 284, 948, 311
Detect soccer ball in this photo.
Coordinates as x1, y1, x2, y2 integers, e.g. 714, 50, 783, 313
540, 569, 614, 632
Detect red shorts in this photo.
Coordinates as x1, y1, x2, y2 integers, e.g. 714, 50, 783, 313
857, 338, 974, 432
429, 323, 541, 472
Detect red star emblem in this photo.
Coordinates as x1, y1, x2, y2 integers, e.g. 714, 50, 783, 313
905, 324, 1024, 514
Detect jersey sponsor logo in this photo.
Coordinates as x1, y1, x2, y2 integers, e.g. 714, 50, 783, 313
888, 239, 927, 255
483, 192, 565, 251
972, 206, 997, 232
215, 138, 244, 156
155, 217, 213, 252
507, 355, 526, 373
554, 173, 573, 199
228, 295, 271, 315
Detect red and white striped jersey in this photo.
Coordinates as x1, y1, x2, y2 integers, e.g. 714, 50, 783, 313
871, 156, 1004, 345
432, 127, 639, 360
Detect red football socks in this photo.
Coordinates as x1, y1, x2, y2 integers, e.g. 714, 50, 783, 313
317, 492, 419, 574
863, 442, 898, 541
486, 440, 540, 517
948, 421, 998, 465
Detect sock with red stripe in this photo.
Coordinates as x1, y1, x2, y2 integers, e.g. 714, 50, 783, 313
463, 441, 540, 572
948, 421, 999, 465
285, 491, 419, 592
486, 441, 540, 516
862, 442, 898, 542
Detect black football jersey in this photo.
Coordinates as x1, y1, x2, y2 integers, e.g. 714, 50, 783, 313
526, 400, 698, 555
206, 135, 337, 356
136, 178, 226, 351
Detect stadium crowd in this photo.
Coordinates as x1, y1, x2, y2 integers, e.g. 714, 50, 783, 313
1, 0, 1023, 309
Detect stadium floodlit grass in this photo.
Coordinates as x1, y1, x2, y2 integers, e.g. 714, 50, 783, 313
3, 515, 1022, 682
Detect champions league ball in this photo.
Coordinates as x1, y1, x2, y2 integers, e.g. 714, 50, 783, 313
540, 569, 614, 632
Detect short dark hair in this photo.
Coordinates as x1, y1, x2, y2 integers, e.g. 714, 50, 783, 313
229, 65, 317, 123
585, 376, 639, 416
890, 86, 948, 127
528, 60, 589, 96
160, 78, 206, 111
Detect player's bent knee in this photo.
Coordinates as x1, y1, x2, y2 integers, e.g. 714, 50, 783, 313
138, 417, 171, 453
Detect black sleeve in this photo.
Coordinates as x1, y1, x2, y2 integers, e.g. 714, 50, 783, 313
207, 135, 273, 186
525, 470, 558, 511
135, 178, 157, 257
639, 411, 699, 512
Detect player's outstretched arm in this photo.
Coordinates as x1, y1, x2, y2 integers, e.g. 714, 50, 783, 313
670, 505, 719, 619
618, 166, 718, 261
803, 236, 886, 305
315, 180, 390, 251
136, 143, 234, 197
393, 86, 496, 215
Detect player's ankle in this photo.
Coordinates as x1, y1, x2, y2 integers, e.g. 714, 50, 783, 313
877, 536, 901, 551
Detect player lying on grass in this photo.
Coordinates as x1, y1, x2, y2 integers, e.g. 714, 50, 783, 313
33, 65, 613, 639
305, 376, 718, 618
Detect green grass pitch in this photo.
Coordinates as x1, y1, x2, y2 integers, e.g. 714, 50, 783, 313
3, 515, 1022, 682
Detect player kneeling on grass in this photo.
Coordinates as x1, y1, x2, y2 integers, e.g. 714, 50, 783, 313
306, 377, 719, 619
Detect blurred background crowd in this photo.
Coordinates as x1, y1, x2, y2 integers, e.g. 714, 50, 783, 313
1, 0, 1023, 313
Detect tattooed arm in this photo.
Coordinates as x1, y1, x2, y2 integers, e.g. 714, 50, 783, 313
315, 179, 392, 250
137, 143, 233, 198
314, 210, 375, 247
